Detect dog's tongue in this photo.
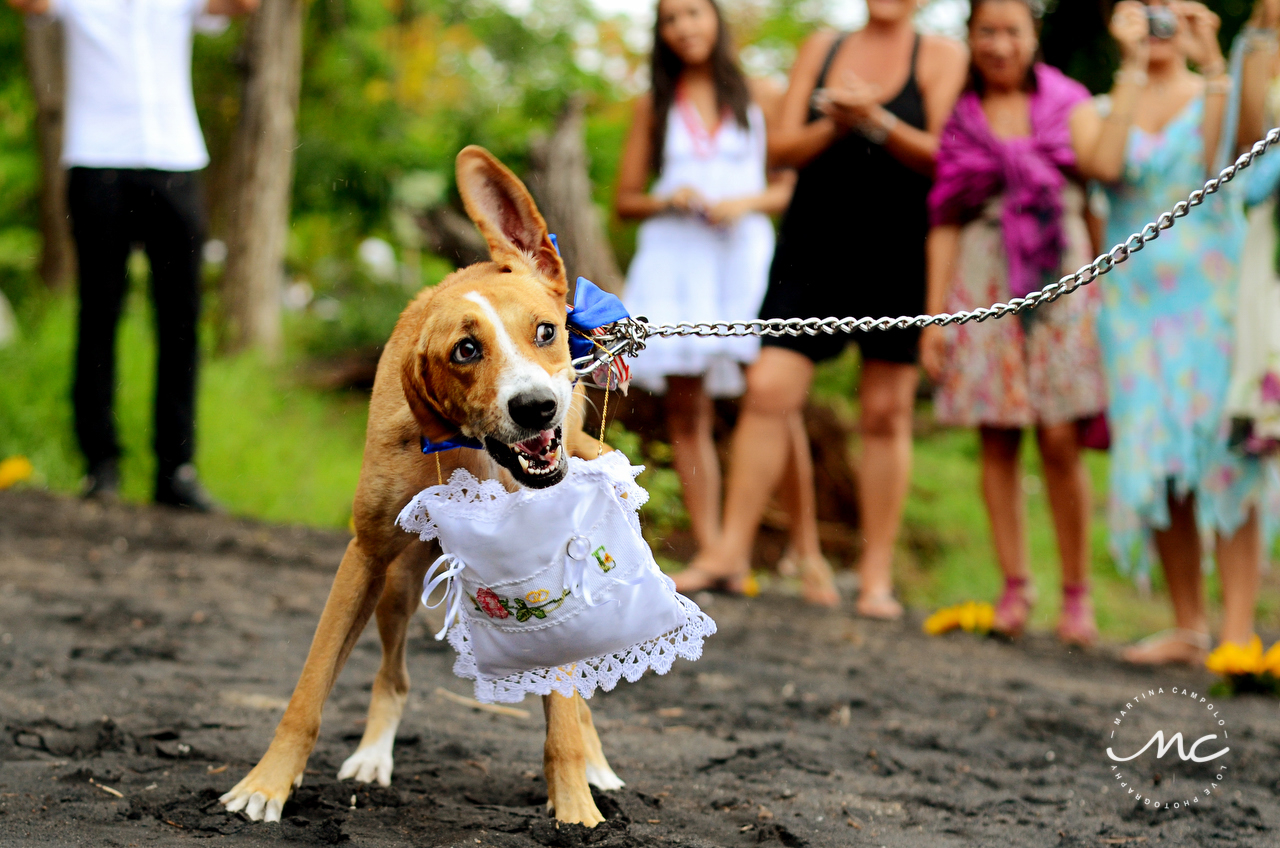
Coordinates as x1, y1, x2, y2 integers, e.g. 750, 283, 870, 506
515, 429, 555, 455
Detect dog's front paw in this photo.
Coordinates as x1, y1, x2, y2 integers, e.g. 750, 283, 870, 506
547, 793, 606, 828
546, 770, 605, 827
337, 740, 394, 787
220, 760, 305, 823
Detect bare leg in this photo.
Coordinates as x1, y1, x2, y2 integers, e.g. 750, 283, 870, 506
981, 427, 1034, 636
1215, 506, 1261, 646
675, 348, 814, 593
980, 427, 1028, 583
338, 545, 430, 786
1035, 423, 1091, 586
665, 376, 721, 551
853, 360, 918, 619
1124, 492, 1209, 665
543, 693, 604, 826
774, 412, 838, 605
777, 413, 821, 560
1035, 422, 1097, 644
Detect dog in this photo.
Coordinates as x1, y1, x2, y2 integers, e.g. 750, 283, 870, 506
219, 146, 622, 827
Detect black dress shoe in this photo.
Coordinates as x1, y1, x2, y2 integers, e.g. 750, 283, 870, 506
82, 458, 121, 502
155, 463, 220, 512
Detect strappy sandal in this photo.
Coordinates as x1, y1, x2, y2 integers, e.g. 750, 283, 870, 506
1122, 628, 1212, 667
799, 555, 839, 608
776, 547, 800, 578
673, 565, 748, 596
1055, 582, 1098, 647
992, 576, 1035, 638
855, 591, 903, 621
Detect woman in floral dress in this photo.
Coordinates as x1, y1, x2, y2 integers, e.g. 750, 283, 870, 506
921, 0, 1107, 645
1071, 0, 1280, 665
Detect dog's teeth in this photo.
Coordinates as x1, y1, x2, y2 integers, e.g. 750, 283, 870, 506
517, 454, 531, 474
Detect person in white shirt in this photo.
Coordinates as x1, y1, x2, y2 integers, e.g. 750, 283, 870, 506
9, 0, 257, 510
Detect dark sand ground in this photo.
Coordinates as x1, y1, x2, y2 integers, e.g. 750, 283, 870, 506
2, 489, 1277, 847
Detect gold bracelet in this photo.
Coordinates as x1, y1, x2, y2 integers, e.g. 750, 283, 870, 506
1244, 26, 1278, 53
1200, 60, 1228, 78
1114, 68, 1148, 87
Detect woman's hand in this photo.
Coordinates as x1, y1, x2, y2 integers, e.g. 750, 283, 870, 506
814, 71, 882, 131
662, 185, 707, 215
1110, 1, 1151, 68
1175, 2, 1224, 71
919, 325, 946, 382
705, 196, 755, 227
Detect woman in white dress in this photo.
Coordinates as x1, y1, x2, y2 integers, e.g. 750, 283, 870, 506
616, 0, 836, 604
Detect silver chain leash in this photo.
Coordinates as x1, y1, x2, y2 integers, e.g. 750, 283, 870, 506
573, 127, 1280, 377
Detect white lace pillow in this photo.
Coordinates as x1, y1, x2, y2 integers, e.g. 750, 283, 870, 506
397, 452, 716, 703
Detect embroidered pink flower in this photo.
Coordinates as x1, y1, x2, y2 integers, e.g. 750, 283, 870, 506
475, 587, 509, 619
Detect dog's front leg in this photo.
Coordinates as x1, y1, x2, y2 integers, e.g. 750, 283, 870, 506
221, 538, 391, 822
577, 696, 624, 790
338, 546, 430, 787
542, 692, 605, 827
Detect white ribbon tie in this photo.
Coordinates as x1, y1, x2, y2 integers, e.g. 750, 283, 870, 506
422, 553, 466, 640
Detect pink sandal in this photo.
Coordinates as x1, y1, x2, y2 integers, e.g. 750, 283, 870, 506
1055, 582, 1098, 647
992, 576, 1034, 638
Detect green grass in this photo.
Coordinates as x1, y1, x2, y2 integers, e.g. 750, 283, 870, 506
2, 288, 1276, 643
0, 290, 368, 528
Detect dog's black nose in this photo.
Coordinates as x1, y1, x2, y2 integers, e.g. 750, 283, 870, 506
508, 392, 558, 430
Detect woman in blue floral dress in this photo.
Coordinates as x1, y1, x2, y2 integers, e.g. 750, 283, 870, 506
1073, 0, 1279, 665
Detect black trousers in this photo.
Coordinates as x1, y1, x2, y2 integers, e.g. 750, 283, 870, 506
67, 167, 206, 479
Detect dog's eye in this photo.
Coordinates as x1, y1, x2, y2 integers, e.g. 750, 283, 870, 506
451, 338, 482, 364
535, 323, 556, 346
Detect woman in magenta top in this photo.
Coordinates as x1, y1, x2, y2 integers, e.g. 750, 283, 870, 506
921, 0, 1107, 644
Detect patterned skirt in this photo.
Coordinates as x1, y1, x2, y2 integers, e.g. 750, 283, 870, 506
934, 190, 1107, 429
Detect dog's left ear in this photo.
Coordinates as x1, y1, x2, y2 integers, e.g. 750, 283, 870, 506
401, 346, 462, 445
455, 145, 568, 300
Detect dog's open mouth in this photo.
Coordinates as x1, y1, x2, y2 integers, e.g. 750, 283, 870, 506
484, 426, 567, 488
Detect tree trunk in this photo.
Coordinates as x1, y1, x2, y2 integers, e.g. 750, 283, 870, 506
24, 16, 75, 291
526, 95, 624, 296
220, 0, 304, 355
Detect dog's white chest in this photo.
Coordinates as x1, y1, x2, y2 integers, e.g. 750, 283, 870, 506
397, 452, 715, 703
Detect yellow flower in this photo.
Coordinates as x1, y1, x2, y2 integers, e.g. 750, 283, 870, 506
525, 589, 550, 604
923, 606, 961, 635
924, 601, 994, 636
1206, 636, 1265, 677
1261, 641, 1280, 677
741, 573, 760, 598
0, 456, 34, 490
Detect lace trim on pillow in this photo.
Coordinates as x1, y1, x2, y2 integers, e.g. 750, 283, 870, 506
446, 593, 717, 704
397, 451, 647, 543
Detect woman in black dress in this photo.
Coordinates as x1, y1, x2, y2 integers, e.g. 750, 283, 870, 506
675, 0, 966, 617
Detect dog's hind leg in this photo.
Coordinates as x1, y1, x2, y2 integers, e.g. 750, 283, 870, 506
338, 542, 431, 787
577, 697, 624, 790
543, 692, 605, 826
221, 536, 399, 822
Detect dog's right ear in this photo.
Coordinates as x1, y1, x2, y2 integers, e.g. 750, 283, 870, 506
455, 145, 568, 300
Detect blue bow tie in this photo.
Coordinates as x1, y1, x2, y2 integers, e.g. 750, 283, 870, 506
420, 433, 484, 454
566, 276, 630, 360
421, 235, 629, 456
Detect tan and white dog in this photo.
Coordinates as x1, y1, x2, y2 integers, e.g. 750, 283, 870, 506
220, 146, 621, 827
